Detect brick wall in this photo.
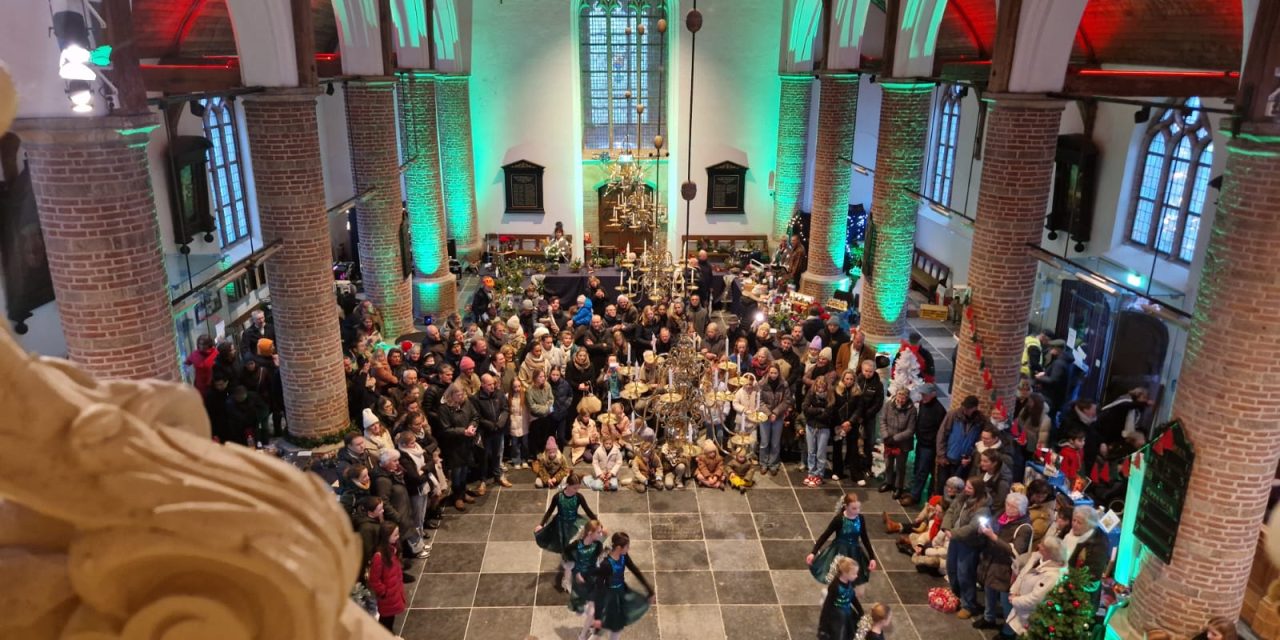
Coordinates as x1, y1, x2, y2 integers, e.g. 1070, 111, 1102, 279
800, 73, 859, 301
242, 90, 349, 439
859, 82, 933, 343
435, 74, 481, 261
772, 74, 812, 240
1126, 123, 1280, 635
17, 116, 179, 381
949, 95, 1063, 414
399, 73, 458, 317
344, 79, 414, 338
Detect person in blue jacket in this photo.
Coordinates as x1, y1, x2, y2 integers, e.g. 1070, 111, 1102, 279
935, 395, 987, 485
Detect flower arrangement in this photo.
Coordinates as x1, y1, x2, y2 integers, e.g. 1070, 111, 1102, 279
568, 258, 583, 273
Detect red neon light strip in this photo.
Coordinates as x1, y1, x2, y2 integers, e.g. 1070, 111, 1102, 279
1075, 69, 1239, 79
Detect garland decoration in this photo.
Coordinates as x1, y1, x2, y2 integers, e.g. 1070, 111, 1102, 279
962, 304, 1007, 419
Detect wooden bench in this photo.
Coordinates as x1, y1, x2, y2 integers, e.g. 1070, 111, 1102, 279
910, 248, 950, 303
484, 233, 572, 259
680, 235, 769, 261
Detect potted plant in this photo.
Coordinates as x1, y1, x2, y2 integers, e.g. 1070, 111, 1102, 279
569, 258, 583, 273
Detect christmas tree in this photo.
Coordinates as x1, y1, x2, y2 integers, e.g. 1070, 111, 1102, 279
889, 343, 924, 402
1027, 566, 1095, 640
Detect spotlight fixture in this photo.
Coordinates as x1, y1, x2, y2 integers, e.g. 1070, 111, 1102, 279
189, 99, 207, 118
53, 9, 96, 81
957, 86, 969, 98
1133, 105, 1151, 124
67, 80, 93, 114
1208, 175, 1223, 190
326, 82, 335, 96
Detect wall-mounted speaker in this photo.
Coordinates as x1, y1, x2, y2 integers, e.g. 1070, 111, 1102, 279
1046, 134, 1097, 253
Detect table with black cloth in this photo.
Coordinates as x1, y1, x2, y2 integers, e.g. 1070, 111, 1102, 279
531, 267, 627, 308
530, 266, 726, 308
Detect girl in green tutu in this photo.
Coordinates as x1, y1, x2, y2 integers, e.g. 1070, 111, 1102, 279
817, 556, 864, 640
807, 493, 877, 596
535, 473, 597, 586
583, 531, 655, 639
564, 519, 606, 612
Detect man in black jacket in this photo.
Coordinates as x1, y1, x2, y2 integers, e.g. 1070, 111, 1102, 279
902, 383, 947, 506
853, 359, 886, 485
470, 277, 495, 324
472, 374, 512, 489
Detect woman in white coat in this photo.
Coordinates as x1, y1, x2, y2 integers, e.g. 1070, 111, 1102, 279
1001, 536, 1067, 637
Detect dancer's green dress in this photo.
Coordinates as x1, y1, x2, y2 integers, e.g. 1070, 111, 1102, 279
564, 538, 604, 613
534, 489, 596, 554
809, 512, 874, 586
589, 552, 654, 632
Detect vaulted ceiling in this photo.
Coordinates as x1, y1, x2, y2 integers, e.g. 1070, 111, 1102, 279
935, 0, 1243, 70
131, 0, 339, 60
128, 0, 1244, 71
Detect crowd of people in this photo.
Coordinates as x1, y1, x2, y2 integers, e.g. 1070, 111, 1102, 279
193, 242, 1236, 639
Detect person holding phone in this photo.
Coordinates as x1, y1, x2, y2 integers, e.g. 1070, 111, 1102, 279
944, 478, 991, 620
974, 493, 1033, 630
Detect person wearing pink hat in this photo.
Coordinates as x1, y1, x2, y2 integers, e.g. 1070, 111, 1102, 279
457, 356, 481, 396
533, 436, 571, 489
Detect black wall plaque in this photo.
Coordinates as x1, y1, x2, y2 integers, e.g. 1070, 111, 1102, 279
706, 161, 748, 214
1134, 419, 1194, 564
502, 159, 546, 213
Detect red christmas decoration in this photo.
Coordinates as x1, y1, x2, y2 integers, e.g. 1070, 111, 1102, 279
974, 343, 983, 360
1072, 600, 1080, 608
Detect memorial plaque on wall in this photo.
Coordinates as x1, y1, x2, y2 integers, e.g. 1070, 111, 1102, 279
1134, 419, 1194, 563
706, 161, 748, 214
502, 160, 545, 213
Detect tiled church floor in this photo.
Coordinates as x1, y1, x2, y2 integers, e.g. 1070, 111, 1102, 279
395, 466, 992, 640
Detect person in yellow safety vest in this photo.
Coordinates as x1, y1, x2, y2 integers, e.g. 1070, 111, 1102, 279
1021, 330, 1053, 378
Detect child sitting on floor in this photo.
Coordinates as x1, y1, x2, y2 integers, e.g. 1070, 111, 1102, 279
727, 447, 757, 494
695, 440, 727, 489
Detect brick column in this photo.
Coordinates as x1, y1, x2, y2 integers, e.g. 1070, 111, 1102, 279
1121, 123, 1280, 635
857, 81, 934, 347
772, 73, 812, 241
399, 73, 458, 317
949, 95, 1063, 413
800, 73, 858, 301
435, 74, 480, 262
344, 78, 414, 338
242, 89, 348, 440
15, 115, 178, 381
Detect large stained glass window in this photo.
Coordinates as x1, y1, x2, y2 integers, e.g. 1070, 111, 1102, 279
1128, 97, 1213, 263
579, 0, 667, 152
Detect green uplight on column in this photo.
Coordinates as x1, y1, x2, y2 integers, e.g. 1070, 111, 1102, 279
400, 72, 446, 280
436, 74, 478, 252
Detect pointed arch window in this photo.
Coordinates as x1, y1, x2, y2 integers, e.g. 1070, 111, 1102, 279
200, 97, 250, 247
1127, 97, 1213, 263
926, 84, 963, 206
579, 0, 667, 153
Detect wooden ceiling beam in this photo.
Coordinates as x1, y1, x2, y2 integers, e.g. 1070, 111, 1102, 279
140, 64, 242, 94
1063, 70, 1239, 98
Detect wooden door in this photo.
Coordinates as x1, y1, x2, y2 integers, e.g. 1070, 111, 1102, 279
598, 184, 654, 254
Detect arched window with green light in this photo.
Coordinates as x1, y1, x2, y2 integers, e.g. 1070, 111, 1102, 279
1127, 96, 1213, 264
200, 97, 251, 248
579, 0, 667, 153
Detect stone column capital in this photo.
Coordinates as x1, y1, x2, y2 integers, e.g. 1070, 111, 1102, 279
14, 114, 159, 147
241, 86, 322, 104
344, 76, 399, 90
873, 78, 935, 94
979, 92, 1068, 111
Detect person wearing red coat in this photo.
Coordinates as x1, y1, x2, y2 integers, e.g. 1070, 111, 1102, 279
368, 522, 407, 631
1057, 429, 1087, 484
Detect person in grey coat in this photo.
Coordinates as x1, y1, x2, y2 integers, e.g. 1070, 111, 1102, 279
879, 388, 917, 498
945, 479, 992, 619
